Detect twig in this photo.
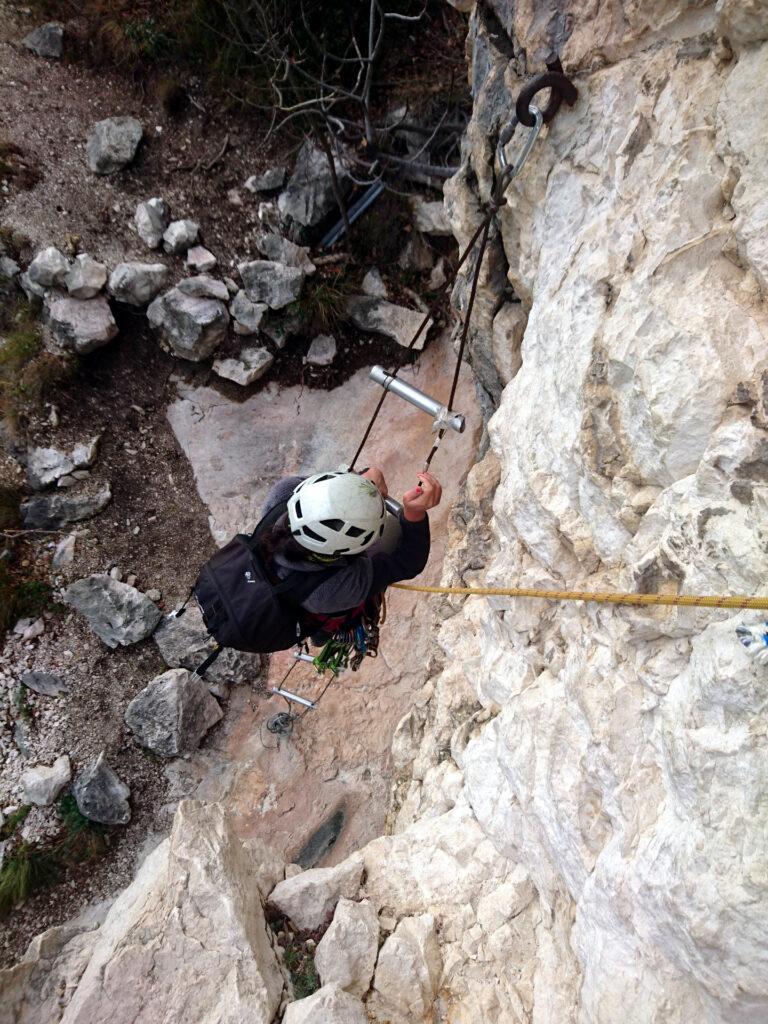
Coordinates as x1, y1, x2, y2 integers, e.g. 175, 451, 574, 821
313, 253, 350, 266
1, 529, 64, 538
204, 133, 230, 172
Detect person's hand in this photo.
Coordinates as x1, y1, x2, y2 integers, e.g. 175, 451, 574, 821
403, 472, 442, 522
362, 466, 388, 498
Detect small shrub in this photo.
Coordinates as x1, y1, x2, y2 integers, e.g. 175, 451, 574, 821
284, 942, 320, 999
290, 272, 354, 332
58, 794, 108, 862
0, 298, 72, 432
0, 843, 60, 919
13, 686, 33, 723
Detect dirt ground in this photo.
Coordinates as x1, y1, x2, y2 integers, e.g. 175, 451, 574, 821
0, 0, 467, 969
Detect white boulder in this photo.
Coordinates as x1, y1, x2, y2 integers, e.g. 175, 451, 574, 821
268, 856, 364, 931
213, 347, 274, 386
124, 668, 222, 757
135, 198, 170, 250
65, 255, 108, 300
186, 245, 217, 272
147, 287, 229, 361
305, 334, 337, 367
86, 117, 143, 175
108, 262, 169, 307
27, 246, 69, 289
283, 984, 367, 1024
230, 291, 267, 335
46, 296, 118, 354
238, 259, 305, 309
21, 755, 71, 806
314, 898, 379, 997
30, 802, 285, 1022
163, 219, 199, 255
344, 296, 431, 350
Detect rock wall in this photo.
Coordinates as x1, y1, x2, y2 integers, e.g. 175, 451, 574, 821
5, 4, 768, 1022
379, 1, 768, 1021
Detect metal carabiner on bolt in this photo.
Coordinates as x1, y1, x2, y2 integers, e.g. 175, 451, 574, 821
496, 103, 544, 190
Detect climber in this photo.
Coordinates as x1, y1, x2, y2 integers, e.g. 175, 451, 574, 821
188, 467, 442, 667
258, 467, 442, 642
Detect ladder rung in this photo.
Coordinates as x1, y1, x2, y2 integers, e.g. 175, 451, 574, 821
369, 366, 465, 434
270, 687, 317, 709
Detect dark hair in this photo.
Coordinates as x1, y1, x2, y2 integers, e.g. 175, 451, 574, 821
258, 512, 307, 563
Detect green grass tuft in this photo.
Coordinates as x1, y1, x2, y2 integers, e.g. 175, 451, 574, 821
289, 272, 354, 332
57, 794, 108, 862
0, 805, 31, 841
0, 843, 60, 920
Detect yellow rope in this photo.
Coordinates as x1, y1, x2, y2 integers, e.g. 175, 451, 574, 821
391, 583, 768, 611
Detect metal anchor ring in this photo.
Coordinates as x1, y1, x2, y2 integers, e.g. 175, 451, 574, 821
515, 70, 578, 127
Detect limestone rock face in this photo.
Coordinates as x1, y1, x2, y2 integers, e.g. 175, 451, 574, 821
360, 4, 768, 1023
314, 898, 379, 997
268, 856, 364, 931
7, 801, 285, 1023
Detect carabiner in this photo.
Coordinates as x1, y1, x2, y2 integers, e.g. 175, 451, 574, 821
496, 103, 544, 189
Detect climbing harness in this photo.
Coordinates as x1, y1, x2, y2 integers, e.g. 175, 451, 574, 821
349, 57, 579, 474
262, 599, 384, 743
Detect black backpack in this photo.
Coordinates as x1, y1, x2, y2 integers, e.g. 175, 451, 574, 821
186, 501, 333, 669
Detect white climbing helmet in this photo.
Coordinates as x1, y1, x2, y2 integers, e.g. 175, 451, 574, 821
287, 472, 386, 557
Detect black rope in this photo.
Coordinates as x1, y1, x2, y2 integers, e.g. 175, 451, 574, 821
348, 212, 493, 470
424, 212, 493, 470
349, 60, 577, 474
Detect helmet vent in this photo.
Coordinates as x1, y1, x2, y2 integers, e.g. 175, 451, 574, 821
345, 525, 365, 538
314, 474, 333, 482
362, 532, 374, 546
294, 499, 302, 518
320, 519, 345, 531
302, 525, 324, 542
378, 524, 384, 536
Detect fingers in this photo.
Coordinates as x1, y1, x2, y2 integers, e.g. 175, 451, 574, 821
403, 473, 443, 510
